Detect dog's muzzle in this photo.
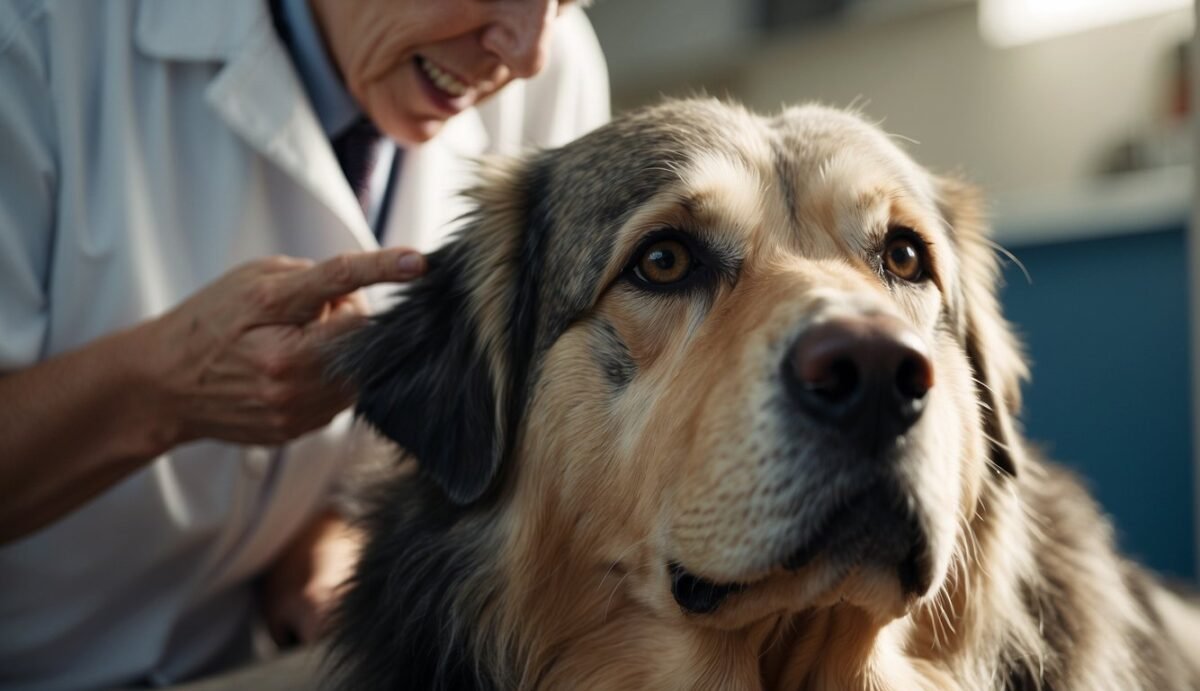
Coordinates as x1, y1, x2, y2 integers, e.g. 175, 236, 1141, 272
670, 314, 936, 615
778, 314, 935, 595
781, 479, 931, 597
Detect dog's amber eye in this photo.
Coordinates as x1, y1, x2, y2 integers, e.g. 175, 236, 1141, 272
636, 239, 693, 285
883, 235, 924, 282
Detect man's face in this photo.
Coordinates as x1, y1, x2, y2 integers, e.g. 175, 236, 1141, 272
314, 0, 566, 144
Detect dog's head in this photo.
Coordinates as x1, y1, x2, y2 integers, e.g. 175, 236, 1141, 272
341, 99, 1026, 634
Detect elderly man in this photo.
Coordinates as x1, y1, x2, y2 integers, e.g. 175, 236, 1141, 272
0, 0, 607, 688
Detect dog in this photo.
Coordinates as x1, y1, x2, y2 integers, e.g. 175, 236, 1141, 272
328, 99, 1200, 690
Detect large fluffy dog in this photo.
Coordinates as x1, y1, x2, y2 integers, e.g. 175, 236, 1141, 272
330, 99, 1200, 690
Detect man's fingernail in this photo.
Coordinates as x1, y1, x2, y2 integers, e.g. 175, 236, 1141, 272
398, 253, 425, 274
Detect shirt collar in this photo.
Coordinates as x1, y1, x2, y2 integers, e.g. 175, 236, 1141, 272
277, 0, 362, 138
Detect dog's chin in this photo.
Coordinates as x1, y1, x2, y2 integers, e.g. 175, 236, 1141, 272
669, 483, 933, 625
667, 559, 927, 630
781, 482, 931, 597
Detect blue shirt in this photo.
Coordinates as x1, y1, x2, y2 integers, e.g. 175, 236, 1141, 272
278, 0, 361, 138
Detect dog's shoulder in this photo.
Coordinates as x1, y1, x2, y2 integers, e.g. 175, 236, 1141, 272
1007, 459, 1200, 690
327, 474, 503, 691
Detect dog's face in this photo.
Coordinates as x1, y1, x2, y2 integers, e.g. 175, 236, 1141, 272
345, 99, 1025, 637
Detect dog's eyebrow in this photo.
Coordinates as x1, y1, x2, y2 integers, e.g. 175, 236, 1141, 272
604, 190, 747, 283
845, 182, 939, 238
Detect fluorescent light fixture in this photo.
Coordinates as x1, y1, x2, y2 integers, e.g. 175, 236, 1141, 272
980, 0, 1191, 47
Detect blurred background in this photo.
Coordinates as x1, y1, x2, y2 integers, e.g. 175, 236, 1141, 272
587, 0, 1197, 580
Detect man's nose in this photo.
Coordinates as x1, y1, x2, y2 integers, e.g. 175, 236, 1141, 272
481, 0, 556, 79
784, 313, 934, 447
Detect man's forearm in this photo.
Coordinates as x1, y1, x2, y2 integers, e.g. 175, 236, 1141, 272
0, 321, 175, 543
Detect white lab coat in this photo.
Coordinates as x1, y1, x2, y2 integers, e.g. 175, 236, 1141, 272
0, 1, 608, 688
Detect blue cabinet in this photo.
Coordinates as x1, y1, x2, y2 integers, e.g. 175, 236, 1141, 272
1000, 224, 1195, 579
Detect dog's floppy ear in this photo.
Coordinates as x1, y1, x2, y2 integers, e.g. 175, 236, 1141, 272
336, 158, 535, 504
938, 177, 1029, 477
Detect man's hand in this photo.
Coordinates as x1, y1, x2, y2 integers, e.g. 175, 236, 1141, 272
143, 249, 426, 448
260, 511, 365, 647
0, 248, 422, 543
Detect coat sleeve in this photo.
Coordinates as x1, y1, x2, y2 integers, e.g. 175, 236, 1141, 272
0, 5, 57, 371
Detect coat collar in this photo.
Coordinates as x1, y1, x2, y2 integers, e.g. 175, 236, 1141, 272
134, 0, 494, 254
134, 0, 262, 63
134, 0, 373, 248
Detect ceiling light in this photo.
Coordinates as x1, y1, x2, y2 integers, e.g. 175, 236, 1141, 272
979, 0, 1191, 47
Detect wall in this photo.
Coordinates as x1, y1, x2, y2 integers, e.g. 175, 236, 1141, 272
590, 3, 1192, 198
739, 6, 1190, 196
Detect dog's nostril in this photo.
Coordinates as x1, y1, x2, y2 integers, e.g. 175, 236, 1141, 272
895, 353, 933, 401
805, 357, 859, 403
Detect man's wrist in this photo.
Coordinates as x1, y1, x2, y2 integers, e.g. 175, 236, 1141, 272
107, 319, 185, 459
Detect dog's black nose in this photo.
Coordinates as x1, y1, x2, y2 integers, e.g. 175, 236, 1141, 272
785, 315, 933, 445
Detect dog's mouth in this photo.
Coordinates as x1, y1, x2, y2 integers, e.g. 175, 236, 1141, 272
782, 482, 929, 595
670, 481, 930, 616
669, 562, 745, 614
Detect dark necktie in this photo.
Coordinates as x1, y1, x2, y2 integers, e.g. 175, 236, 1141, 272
268, 0, 396, 236
332, 117, 386, 213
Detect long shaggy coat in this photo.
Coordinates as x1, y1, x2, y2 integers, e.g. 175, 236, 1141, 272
330, 99, 1200, 690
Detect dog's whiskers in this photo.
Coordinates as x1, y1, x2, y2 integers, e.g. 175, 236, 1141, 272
985, 238, 1032, 285
601, 568, 635, 624
757, 615, 794, 661
970, 376, 996, 397
980, 430, 1014, 458
593, 537, 653, 624
596, 538, 649, 592
959, 505, 985, 569
845, 94, 871, 116
888, 131, 921, 146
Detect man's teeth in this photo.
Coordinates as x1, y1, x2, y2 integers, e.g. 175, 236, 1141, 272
417, 56, 469, 97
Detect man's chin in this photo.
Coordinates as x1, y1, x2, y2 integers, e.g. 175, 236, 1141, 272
376, 114, 446, 146
406, 118, 447, 144
364, 95, 449, 146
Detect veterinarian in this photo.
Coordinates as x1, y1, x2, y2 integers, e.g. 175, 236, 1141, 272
0, 0, 607, 688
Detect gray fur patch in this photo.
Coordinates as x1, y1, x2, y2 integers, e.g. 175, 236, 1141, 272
590, 320, 636, 390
